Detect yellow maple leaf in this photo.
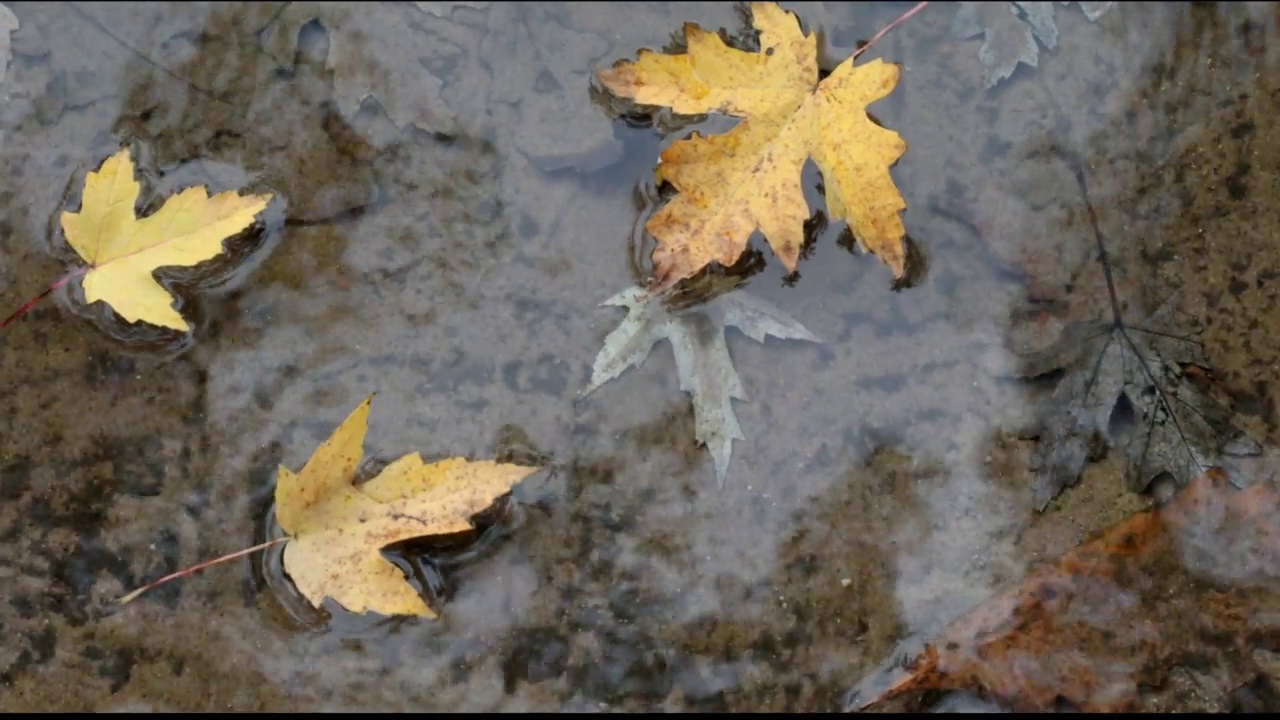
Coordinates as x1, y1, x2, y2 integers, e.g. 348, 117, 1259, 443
60, 148, 272, 331
276, 395, 540, 617
597, 1, 908, 291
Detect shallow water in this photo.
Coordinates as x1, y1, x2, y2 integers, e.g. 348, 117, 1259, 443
2, 1, 1279, 711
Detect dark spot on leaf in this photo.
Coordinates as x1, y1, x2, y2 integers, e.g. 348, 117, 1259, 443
1108, 392, 1137, 440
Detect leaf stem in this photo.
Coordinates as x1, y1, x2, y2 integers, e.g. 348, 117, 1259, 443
853, 2, 929, 61
115, 536, 288, 605
1, 267, 90, 328
1070, 164, 1125, 326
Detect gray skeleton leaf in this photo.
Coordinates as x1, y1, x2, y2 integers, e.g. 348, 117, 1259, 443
261, 2, 460, 135
584, 287, 819, 484
1016, 299, 1259, 510
952, 1, 1114, 88
0, 3, 16, 84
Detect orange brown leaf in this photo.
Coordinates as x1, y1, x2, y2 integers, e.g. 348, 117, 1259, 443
851, 468, 1280, 712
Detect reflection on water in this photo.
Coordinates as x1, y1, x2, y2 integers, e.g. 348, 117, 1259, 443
0, 1, 1278, 712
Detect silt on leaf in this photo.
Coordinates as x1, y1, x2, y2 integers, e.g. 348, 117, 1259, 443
596, 1, 909, 293
276, 395, 540, 617
60, 148, 272, 331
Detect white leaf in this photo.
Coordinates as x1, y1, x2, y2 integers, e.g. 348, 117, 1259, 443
583, 287, 666, 396
954, 1, 1114, 89
716, 290, 820, 344
583, 286, 819, 484
0, 4, 18, 86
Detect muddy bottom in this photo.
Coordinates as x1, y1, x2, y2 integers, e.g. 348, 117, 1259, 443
1, 1, 1279, 712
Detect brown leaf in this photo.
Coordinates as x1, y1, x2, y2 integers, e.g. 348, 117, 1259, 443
850, 468, 1280, 712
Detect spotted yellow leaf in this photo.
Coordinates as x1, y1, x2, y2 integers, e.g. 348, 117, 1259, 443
276, 395, 539, 617
597, 1, 908, 291
60, 148, 272, 331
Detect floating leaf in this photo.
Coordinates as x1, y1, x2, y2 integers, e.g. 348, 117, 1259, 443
597, 1, 908, 292
276, 396, 539, 617
59, 148, 272, 331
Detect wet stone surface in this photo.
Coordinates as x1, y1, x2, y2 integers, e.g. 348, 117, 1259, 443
0, 1, 1279, 712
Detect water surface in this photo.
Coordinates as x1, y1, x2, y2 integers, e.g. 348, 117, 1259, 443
1, 1, 1278, 711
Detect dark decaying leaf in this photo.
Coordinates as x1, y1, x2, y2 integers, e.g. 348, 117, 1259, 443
1015, 297, 1259, 510
849, 468, 1280, 713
